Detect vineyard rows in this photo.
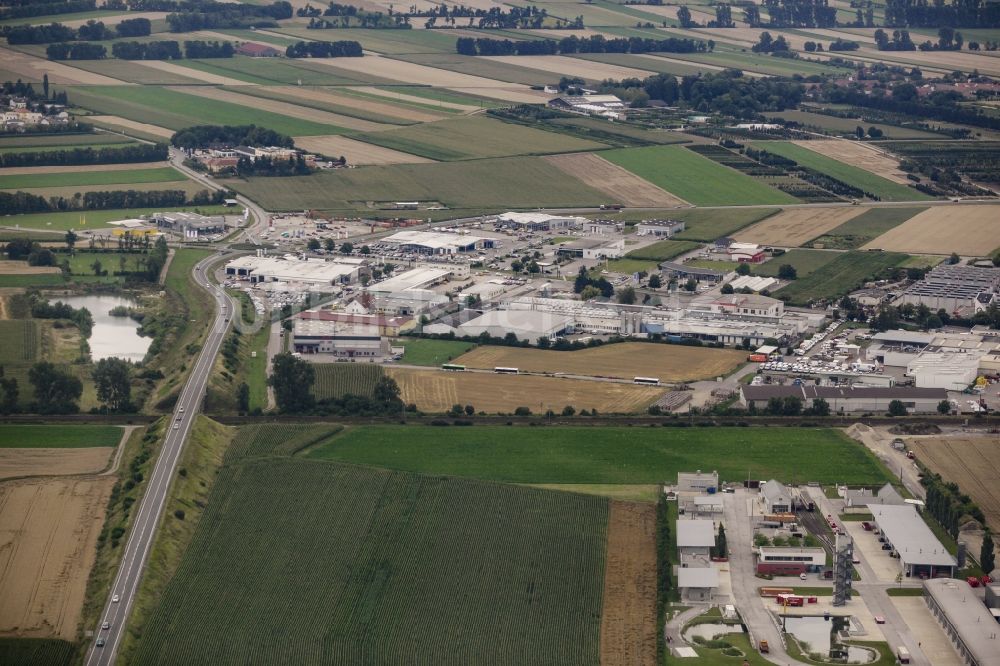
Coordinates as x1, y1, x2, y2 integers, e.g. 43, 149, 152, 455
0, 320, 37, 363
133, 454, 608, 665
312, 363, 384, 400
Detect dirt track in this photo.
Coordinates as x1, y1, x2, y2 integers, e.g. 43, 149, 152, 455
601, 500, 657, 666
544, 153, 687, 207
792, 140, 910, 184
0, 448, 112, 481
862, 205, 1000, 255
0, 476, 115, 639
292, 135, 432, 165
908, 436, 1000, 530
736, 206, 868, 246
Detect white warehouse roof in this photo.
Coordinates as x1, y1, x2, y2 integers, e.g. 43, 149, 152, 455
676, 520, 715, 548
382, 230, 485, 252
369, 267, 451, 293
871, 505, 956, 568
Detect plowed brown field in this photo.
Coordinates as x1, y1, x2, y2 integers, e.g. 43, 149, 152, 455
601, 500, 657, 666
544, 153, 687, 207
908, 436, 1000, 530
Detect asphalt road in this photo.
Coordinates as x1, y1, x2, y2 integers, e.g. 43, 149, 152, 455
84, 252, 237, 666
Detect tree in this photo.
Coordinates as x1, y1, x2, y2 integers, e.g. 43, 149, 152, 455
339, 242, 354, 254
373, 376, 402, 409
937, 399, 951, 414
92, 357, 132, 412
464, 404, 475, 416
981, 531, 995, 575
721, 283, 735, 294
64, 230, 77, 252
810, 397, 830, 416
268, 353, 315, 413
513, 406, 531, 416
306, 238, 321, 251
713, 524, 728, 558
42, 73, 49, 99
561, 405, 575, 416
948, 252, 961, 265
450, 403, 463, 415
887, 399, 908, 416
237, 382, 250, 412
510, 260, 523, 273
28, 361, 82, 414
684, 278, 697, 291
735, 263, 751, 276
580, 285, 600, 300
617, 286, 636, 304
777, 264, 797, 280
648, 274, 662, 288
360, 245, 370, 255
324, 238, 335, 252
91, 259, 103, 276
676, 5, 693, 27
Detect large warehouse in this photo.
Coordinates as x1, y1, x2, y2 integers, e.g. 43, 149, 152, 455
225, 255, 366, 286
493, 212, 586, 231
368, 267, 452, 293
870, 505, 956, 579
739, 385, 948, 413
898, 264, 1000, 314
291, 319, 389, 361
923, 579, 1000, 666
381, 230, 492, 255
458, 310, 572, 344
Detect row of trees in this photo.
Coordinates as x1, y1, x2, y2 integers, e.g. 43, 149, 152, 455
5, 17, 149, 45
0, 142, 166, 168
820, 84, 1000, 131
0, 357, 135, 415
884, 0, 1000, 28
268, 353, 405, 415
0, 0, 95, 21
0, 187, 225, 215
456, 34, 706, 56
166, 0, 292, 32
171, 124, 294, 149
45, 42, 107, 59
284, 40, 363, 58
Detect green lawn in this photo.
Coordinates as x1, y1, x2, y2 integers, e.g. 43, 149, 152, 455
308, 426, 895, 486
812, 207, 927, 250
604, 257, 660, 273
751, 142, 934, 202
397, 338, 476, 366
609, 208, 780, 242
62, 85, 343, 136
625, 239, 702, 262
603, 145, 798, 206
775, 250, 908, 305
0, 424, 122, 449
0, 273, 66, 287
0, 167, 184, 190
755, 249, 840, 278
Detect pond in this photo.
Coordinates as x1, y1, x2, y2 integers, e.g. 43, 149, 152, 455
782, 615, 876, 664
59, 294, 151, 363
683, 622, 744, 642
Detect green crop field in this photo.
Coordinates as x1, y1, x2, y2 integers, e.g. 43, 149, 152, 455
132, 426, 608, 665
312, 363, 384, 400
662, 46, 845, 77
604, 257, 660, 273
273, 26, 461, 54
64, 59, 207, 85
221, 85, 410, 126
352, 116, 606, 161
812, 207, 927, 250
0, 274, 65, 287
752, 142, 934, 202
607, 208, 780, 241
775, 250, 908, 305
178, 57, 393, 86
0, 133, 134, 149
0, 141, 144, 155
762, 110, 942, 140
755, 249, 840, 278
309, 426, 894, 486
0, 424, 122, 449
626, 239, 702, 262
62, 86, 342, 136
0, 638, 75, 666
397, 338, 476, 366
0, 167, 185, 190
603, 145, 798, 206
0, 320, 37, 363
227, 156, 608, 211
1, 204, 231, 232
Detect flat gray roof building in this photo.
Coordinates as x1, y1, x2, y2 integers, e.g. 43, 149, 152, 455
871, 505, 956, 578
923, 578, 1000, 666
676, 519, 715, 548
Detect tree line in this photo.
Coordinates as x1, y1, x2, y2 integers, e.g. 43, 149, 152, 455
4, 17, 150, 44
284, 40, 363, 57
48, 39, 235, 60
0, 357, 136, 415
821, 84, 1000, 131
0, 0, 95, 21
268, 352, 406, 415
885, 0, 1000, 28
456, 34, 706, 56
171, 124, 295, 149
0, 142, 167, 168
0, 187, 226, 215
166, 0, 291, 32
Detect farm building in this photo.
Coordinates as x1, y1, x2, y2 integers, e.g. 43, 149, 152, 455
152, 211, 226, 239
716, 241, 765, 263
225, 255, 366, 286
235, 42, 280, 57
898, 264, 1000, 315
677, 567, 719, 602
636, 220, 685, 237
677, 471, 719, 493
659, 262, 725, 284
756, 547, 826, 575
843, 483, 905, 510
380, 230, 491, 255
676, 519, 715, 562
297, 309, 413, 337
291, 319, 389, 360
556, 237, 624, 260
739, 384, 947, 413
760, 480, 791, 513
923, 579, 1000, 666
493, 212, 585, 231
457, 310, 572, 344
871, 505, 956, 579
547, 94, 626, 119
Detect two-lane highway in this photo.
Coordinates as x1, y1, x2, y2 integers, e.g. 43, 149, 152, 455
85, 253, 237, 666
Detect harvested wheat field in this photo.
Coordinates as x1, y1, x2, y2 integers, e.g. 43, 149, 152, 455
292, 135, 432, 164
908, 436, 1000, 530
736, 207, 869, 247
354, 85, 478, 112
139, 60, 252, 86
386, 367, 662, 413
268, 85, 446, 123
0, 476, 115, 638
601, 501, 657, 666
169, 86, 387, 132
0, 161, 171, 176
0, 261, 59, 275
86, 115, 174, 139
454, 342, 745, 382
863, 205, 1000, 255
0, 447, 112, 481
792, 140, 910, 184
544, 153, 687, 207
482, 55, 656, 82
0, 47, 126, 86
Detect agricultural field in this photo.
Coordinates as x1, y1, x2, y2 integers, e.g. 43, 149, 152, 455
352, 116, 606, 161
735, 207, 869, 247
755, 249, 841, 278
312, 363, 384, 400
239, 85, 446, 124
610, 208, 780, 242
0, 448, 113, 481
863, 205, 1000, 256
0, 639, 76, 666
573, 52, 712, 77
543, 153, 685, 207
774, 250, 908, 305
763, 109, 942, 140
1, 166, 188, 190
385, 367, 662, 414
0, 424, 122, 449
751, 142, 933, 202
309, 426, 895, 486
812, 207, 927, 250
792, 140, 912, 185
0, 320, 37, 364
0, 133, 134, 150
397, 338, 476, 366
603, 145, 798, 206
291, 135, 431, 165
396, 53, 557, 87
454, 342, 745, 382
907, 436, 1000, 532
0, 205, 231, 232
626, 240, 703, 262
132, 456, 608, 665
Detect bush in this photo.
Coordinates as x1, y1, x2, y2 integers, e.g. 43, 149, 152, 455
513, 406, 532, 416
174, 509, 186, 520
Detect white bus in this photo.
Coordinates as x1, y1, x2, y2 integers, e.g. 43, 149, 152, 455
494, 367, 519, 374
633, 376, 660, 386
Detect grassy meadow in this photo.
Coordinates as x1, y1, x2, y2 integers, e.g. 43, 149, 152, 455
0, 424, 122, 448
775, 250, 908, 305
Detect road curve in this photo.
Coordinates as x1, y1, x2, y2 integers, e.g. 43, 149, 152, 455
85, 253, 238, 666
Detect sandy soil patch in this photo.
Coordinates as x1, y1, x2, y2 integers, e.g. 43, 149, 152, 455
138, 60, 251, 86
309, 55, 549, 103
0, 261, 60, 275
0, 47, 126, 86
168, 86, 388, 131
353, 85, 478, 112
601, 500, 657, 666
0, 476, 115, 639
908, 436, 1000, 531
386, 367, 662, 413
268, 85, 445, 123
453, 342, 745, 382
863, 205, 1000, 255
58, 11, 168, 28
87, 115, 175, 139
889, 597, 962, 665
292, 135, 432, 164
0, 161, 170, 176
544, 153, 687, 207
792, 140, 911, 184
736, 207, 868, 247
481, 55, 657, 81
0, 448, 112, 481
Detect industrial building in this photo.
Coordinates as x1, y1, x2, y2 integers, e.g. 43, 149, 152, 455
546, 94, 626, 119
677, 471, 719, 493
493, 212, 585, 231
843, 483, 905, 509
899, 264, 1000, 315
458, 281, 508, 303
370, 267, 452, 294
225, 255, 366, 286
677, 520, 716, 562
923, 578, 1000, 666
727, 275, 778, 293
458, 310, 572, 344
761, 480, 791, 513
659, 261, 726, 284
866, 329, 1000, 386
677, 567, 719, 602
380, 230, 491, 255
705, 294, 784, 320
755, 547, 827, 575
556, 237, 624, 260
297, 309, 413, 337
871, 505, 956, 579
636, 220, 685, 237
291, 319, 390, 360
739, 384, 948, 413
152, 211, 227, 239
